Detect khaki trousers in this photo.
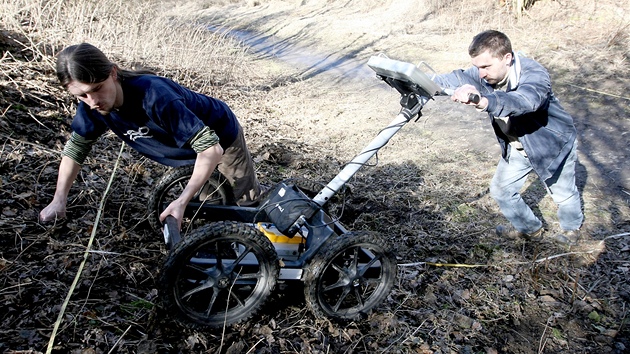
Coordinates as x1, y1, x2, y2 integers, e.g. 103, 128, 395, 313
217, 124, 261, 206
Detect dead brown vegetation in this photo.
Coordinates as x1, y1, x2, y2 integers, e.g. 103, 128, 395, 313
1, 0, 629, 353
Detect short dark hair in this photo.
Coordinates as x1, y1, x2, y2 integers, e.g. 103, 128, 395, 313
468, 30, 512, 58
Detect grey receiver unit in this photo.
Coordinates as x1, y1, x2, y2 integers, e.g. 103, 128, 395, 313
367, 55, 442, 98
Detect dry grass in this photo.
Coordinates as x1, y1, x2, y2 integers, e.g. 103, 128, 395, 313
0, 0, 253, 92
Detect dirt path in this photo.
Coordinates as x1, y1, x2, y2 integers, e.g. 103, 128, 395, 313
207, 19, 500, 155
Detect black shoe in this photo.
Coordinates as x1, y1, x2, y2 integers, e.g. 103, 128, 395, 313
553, 230, 580, 246
496, 224, 544, 241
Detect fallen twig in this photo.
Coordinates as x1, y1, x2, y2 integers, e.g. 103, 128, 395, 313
27, 111, 55, 133
0, 132, 59, 155
45, 143, 126, 354
397, 261, 490, 268
380, 319, 428, 353
538, 315, 552, 353
599, 231, 630, 242
107, 325, 132, 354
568, 84, 630, 101
245, 337, 265, 354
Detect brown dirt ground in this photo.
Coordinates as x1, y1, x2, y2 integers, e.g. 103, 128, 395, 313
1, 0, 630, 353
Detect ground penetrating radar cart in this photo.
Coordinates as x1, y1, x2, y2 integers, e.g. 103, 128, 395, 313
151, 55, 446, 328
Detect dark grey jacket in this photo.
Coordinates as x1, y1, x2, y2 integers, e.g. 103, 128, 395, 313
433, 54, 577, 182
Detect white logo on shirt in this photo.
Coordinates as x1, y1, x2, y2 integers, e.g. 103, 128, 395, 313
124, 126, 153, 141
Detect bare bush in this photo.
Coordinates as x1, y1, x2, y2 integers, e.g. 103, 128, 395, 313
0, 0, 250, 91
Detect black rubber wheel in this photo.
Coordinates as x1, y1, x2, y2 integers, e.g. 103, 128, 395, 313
147, 166, 234, 232
159, 221, 278, 328
303, 231, 396, 321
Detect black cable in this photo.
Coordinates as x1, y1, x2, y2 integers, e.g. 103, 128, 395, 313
340, 121, 406, 169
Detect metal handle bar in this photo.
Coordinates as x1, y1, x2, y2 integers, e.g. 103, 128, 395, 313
312, 96, 427, 205
442, 89, 481, 104
163, 215, 181, 250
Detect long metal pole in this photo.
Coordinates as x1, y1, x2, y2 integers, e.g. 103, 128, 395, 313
312, 100, 424, 206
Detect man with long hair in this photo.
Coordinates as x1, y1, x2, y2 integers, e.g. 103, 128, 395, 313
40, 43, 261, 229
433, 30, 583, 245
